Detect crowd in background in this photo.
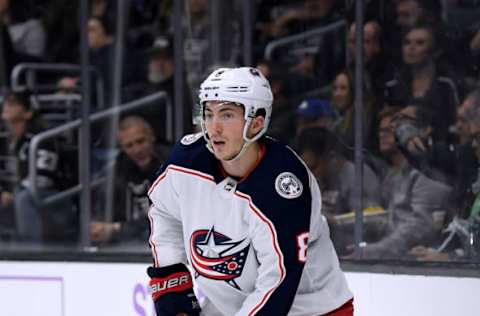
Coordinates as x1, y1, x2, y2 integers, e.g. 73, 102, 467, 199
0, 0, 480, 263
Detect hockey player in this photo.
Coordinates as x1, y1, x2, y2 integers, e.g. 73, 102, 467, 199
147, 67, 353, 315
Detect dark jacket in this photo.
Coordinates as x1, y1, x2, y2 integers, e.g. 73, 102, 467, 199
109, 145, 170, 242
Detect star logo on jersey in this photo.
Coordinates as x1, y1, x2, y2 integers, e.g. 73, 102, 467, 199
190, 227, 250, 290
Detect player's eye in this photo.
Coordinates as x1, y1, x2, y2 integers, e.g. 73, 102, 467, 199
221, 112, 234, 120
204, 112, 214, 120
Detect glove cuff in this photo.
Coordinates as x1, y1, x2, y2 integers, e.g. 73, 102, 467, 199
147, 264, 193, 302
147, 263, 189, 278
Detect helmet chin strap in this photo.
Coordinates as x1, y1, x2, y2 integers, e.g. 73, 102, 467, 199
223, 138, 253, 162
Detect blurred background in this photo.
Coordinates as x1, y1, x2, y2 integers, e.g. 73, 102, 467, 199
1, 0, 480, 274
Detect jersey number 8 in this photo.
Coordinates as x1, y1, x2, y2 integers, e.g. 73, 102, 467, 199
296, 232, 309, 263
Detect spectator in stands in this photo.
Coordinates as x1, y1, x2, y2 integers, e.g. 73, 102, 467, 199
445, 93, 480, 219
353, 105, 452, 259
384, 24, 460, 143
392, 104, 458, 183
469, 27, 480, 83
256, 61, 294, 144
43, 0, 79, 63
288, 0, 345, 88
410, 90, 480, 262
347, 20, 394, 100
295, 99, 337, 136
88, 15, 114, 104
297, 127, 382, 254
455, 93, 477, 146
0, 0, 46, 58
128, 0, 159, 30
331, 70, 378, 151
376, 106, 407, 197
384, 0, 441, 64
0, 22, 15, 88
262, 0, 340, 38
56, 14, 137, 110
90, 116, 169, 244
124, 35, 193, 140
458, 91, 480, 256
1, 90, 75, 242
0, 119, 15, 240
91, 0, 115, 28
183, 0, 241, 94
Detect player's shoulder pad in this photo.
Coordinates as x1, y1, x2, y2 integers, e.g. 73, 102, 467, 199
239, 138, 312, 226
265, 138, 310, 199
153, 132, 210, 177
244, 138, 310, 204
179, 132, 204, 146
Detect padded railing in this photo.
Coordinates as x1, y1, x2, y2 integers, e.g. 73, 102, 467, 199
27, 91, 171, 205
11, 63, 106, 110
264, 19, 347, 61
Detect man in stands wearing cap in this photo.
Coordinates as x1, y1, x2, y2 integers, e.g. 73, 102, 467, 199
295, 98, 337, 137
124, 35, 193, 141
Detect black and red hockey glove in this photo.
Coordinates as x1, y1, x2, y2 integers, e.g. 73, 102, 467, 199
147, 263, 201, 316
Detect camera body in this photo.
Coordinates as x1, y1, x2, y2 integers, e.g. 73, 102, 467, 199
394, 120, 424, 148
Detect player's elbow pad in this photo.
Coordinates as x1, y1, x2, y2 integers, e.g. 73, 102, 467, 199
147, 263, 201, 316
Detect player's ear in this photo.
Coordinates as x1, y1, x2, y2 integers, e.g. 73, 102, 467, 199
250, 115, 265, 135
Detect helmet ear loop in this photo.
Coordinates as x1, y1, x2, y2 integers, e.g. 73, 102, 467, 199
242, 115, 255, 143
200, 103, 215, 154
243, 109, 268, 143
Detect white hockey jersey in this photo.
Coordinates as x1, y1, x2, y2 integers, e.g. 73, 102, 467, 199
148, 134, 352, 316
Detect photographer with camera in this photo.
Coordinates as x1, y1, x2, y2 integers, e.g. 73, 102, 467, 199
347, 105, 452, 259
391, 104, 457, 184
410, 90, 480, 262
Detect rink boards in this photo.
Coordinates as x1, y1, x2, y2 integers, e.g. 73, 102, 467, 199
0, 260, 478, 316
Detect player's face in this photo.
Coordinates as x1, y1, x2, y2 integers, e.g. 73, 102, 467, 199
204, 101, 246, 161
118, 124, 155, 169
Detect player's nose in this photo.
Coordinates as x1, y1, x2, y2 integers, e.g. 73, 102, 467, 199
210, 116, 223, 134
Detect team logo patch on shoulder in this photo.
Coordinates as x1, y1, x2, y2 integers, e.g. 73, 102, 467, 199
181, 132, 203, 145
275, 172, 303, 199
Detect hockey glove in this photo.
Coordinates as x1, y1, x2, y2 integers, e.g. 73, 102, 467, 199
147, 263, 201, 316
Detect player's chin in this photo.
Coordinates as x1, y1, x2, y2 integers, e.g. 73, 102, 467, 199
214, 151, 231, 161
214, 149, 235, 161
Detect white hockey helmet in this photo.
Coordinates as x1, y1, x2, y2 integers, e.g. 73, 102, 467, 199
198, 67, 273, 157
